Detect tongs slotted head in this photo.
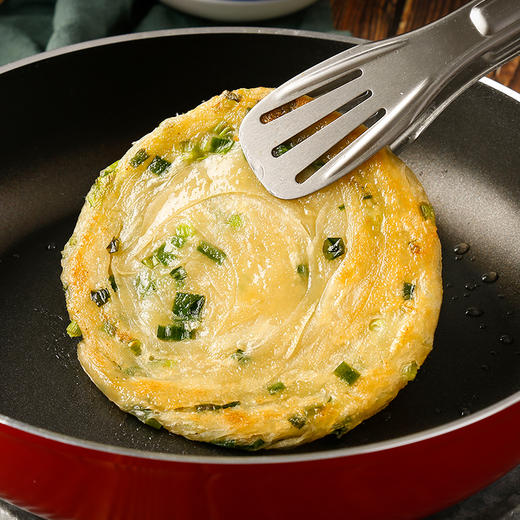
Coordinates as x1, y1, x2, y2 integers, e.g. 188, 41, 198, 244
239, 0, 520, 199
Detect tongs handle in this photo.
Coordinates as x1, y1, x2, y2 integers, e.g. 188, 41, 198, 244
470, 0, 520, 37
391, 0, 520, 150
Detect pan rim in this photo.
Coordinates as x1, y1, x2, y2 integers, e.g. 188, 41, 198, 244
0, 27, 518, 465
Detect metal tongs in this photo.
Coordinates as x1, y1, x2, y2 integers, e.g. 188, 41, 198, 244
239, 0, 520, 199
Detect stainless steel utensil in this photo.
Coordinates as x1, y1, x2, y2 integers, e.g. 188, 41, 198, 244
239, 0, 520, 199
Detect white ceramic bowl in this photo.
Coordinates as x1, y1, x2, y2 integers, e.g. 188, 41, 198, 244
160, 0, 319, 22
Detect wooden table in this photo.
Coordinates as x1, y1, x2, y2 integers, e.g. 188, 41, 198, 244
331, 0, 520, 92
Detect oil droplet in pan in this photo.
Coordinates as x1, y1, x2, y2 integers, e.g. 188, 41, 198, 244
453, 242, 470, 255
499, 334, 513, 345
465, 307, 483, 317
481, 271, 498, 283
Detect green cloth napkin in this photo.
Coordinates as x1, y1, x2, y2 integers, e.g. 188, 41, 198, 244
0, 0, 341, 67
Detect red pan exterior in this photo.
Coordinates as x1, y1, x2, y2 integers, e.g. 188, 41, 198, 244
1, 401, 518, 520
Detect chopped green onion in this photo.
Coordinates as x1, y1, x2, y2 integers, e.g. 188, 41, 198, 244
267, 382, 285, 395
106, 237, 120, 253
207, 135, 234, 154
173, 292, 205, 319
90, 288, 110, 307
102, 160, 119, 175
130, 149, 149, 167
134, 272, 156, 297
142, 243, 177, 268
141, 254, 160, 269
197, 240, 226, 265
124, 366, 140, 376
180, 140, 205, 162
102, 321, 116, 336
288, 414, 306, 429
129, 406, 162, 429
311, 158, 326, 171
297, 263, 309, 278
333, 417, 352, 438
241, 438, 265, 451
403, 282, 415, 300
334, 361, 360, 385
109, 274, 118, 292
66, 320, 82, 338
338, 204, 345, 210
213, 121, 234, 137
128, 340, 142, 356
157, 322, 193, 341
305, 404, 325, 417
402, 361, 418, 381
227, 214, 243, 230
149, 358, 175, 368
272, 142, 293, 157
369, 318, 385, 331
171, 223, 193, 248
363, 194, 373, 200
419, 203, 435, 223
323, 237, 345, 260
148, 155, 171, 176
170, 266, 187, 286
155, 243, 177, 266
86, 166, 114, 208
196, 401, 240, 412
231, 348, 250, 363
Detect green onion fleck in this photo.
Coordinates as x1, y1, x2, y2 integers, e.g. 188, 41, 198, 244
157, 322, 193, 341
323, 237, 345, 260
102, 321, 116, 336
129, 406, 162, 429
363, 194, 373, 200
232, 349, 250, 363
197, 240, 226, 265
419, 203, 435, 223
272, 142, 293, 157
338, 204, 345, 210
148, 155, 171, 176
90, 288, 110, 307
334, 361, 360, 385
180, 140, 205, 162
207, 135, 234, 154
109, 274, 118, 292
130, 149, 149, 167
227, 214, 243, 230
403, 282, 415, 300
196, 401, 240, 412
142, 243, 177, 268
267, 382, 285, 395
288, 414, 306, 429
333, 417, 352, 438
213, 121, 234, 137
297, 263, 309, 278
173, 292, 205, 319
402, 361, 418, 381
66, 320, 82, 338
134, 273, 156, 297
171, 223, 193, 248
241, 438, 265, 451
106, 237, 120, 253
102, 160, 119, 175
170, 266, 187, 286
128, 340, 142, 356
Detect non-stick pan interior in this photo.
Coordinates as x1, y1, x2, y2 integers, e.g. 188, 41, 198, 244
0, 31, 518, 458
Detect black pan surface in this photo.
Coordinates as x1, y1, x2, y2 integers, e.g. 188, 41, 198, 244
0, 29, 518, 459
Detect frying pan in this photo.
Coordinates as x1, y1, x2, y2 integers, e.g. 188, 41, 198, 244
0, 28, 518, 520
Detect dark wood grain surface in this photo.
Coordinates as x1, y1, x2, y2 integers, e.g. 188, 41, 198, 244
331, 0, 520, 92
